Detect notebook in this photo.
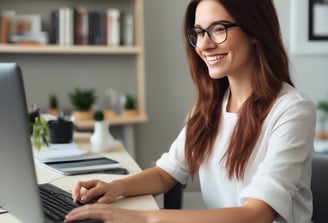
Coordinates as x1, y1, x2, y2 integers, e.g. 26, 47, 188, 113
34, 143, 122, 175
0, 63, 100, 223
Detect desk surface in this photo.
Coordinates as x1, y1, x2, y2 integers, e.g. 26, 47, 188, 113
0, 132, 158, 223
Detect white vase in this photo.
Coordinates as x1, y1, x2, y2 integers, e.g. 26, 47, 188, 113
90, 121, 114, 153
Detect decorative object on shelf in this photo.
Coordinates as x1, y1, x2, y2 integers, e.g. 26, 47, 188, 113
8, 14, 49, 45
105, 88, 120, 115
47, 94, 59, 116
69, 87, 96, 121
90, 110, 114, 153
48, 116, 73, 144
32, 116, 49, 151
122, 93, 137, 117
317, 99, 328, 139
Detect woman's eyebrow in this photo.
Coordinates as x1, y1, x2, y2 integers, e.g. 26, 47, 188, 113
193, 19, 235, 28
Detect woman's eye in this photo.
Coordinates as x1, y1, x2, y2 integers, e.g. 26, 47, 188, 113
212, 25, 225, 32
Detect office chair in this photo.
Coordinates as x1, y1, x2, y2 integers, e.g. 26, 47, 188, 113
311, 154, 328, 222
163, 183, 185, 209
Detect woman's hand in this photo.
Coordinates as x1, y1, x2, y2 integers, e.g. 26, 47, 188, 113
72, 179, 122, 204
65, 203, 146, 223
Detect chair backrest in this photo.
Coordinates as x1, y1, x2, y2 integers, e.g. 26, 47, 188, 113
311, 154, 328, 222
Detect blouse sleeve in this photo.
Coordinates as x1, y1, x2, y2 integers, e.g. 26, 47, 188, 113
156, 127, 190, 185
239, 96, 316, 222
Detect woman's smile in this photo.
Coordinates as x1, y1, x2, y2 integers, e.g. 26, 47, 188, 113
205, 54, 227, 65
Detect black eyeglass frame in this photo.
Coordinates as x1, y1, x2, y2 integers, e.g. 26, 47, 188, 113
187, 22, 239, 47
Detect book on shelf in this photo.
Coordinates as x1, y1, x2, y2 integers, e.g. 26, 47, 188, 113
59, 7, 74, 46
0, 10, 15, 43
74, 6, 89, 45
105, 8, 121, 46
88, 11, 103, 45
0, 16, 9, 43
50, 8, 74, 45
51, 5, 135, 46
122, 13, 134, 46
9, 31, 49, 45
50, 10, 59, 44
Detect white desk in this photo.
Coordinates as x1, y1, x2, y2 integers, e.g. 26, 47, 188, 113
0, 132, 158, 223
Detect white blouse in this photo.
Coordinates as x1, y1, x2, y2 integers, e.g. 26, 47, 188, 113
156, 83, 316, 223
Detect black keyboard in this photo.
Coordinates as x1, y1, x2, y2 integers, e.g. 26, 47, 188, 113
39, 183, 80, 222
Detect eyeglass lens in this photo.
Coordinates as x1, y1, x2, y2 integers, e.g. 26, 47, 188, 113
188, 23, 228, 47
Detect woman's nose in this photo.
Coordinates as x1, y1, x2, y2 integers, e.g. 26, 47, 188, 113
196, 32, 217, 49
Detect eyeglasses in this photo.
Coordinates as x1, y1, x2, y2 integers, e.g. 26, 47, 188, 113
187, 22, 238, 47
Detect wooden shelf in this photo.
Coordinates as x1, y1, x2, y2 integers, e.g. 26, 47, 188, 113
74, 113, 148, 130
0, 0, 146, 127
0, 44, 142, 55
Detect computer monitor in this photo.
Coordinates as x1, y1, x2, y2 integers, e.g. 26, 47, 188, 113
0, 62, 47, 223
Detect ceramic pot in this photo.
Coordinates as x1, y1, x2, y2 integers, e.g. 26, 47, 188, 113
90, 121, 114, 153
48, 119, 73, 144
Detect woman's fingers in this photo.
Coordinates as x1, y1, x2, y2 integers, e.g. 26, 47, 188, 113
65, 203, 111, 222
72, 180, 106, 203
65, 203, 145, 223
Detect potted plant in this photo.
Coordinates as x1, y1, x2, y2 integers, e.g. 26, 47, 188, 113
90, 110, 114, 153
47, 94, 59, 116
32, 116, 49, 151
69, 87, 96, 121
317, 100, 328, 139
122, 93, 137, 117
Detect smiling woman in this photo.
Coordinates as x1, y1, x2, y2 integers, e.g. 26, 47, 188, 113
64, 1, 316, 223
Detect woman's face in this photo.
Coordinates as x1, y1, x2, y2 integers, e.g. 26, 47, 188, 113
194, 0, 256, 80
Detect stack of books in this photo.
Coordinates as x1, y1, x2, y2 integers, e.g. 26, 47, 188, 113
0, 6, 134, 46
51, 6, 134, 46
0, 10, 49, 45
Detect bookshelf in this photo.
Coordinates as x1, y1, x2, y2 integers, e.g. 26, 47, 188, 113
0, 0, 146, 156
0, 44, 142, 54
0, 0, 147, 128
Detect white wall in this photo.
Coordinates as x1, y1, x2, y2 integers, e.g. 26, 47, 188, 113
136, 0, 191, 169
274, 0, 328, 102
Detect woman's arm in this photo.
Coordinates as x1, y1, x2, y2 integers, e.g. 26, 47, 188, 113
145, 199, 275, 223
72, 166, 177, 203
115, 166, 178, 197
65, 198, 275, 223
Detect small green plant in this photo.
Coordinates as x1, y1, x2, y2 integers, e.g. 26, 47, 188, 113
125, 94, 136, 110
93, 110, 104, 121
49, 94, 58, 109
32, 117, 48, 151
318, 100, 328, 122
69, 87, 96, 111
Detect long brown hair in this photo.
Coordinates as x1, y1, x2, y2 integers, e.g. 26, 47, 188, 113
183, 0, 293, 180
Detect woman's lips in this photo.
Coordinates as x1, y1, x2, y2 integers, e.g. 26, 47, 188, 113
206, 54, 226, 65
